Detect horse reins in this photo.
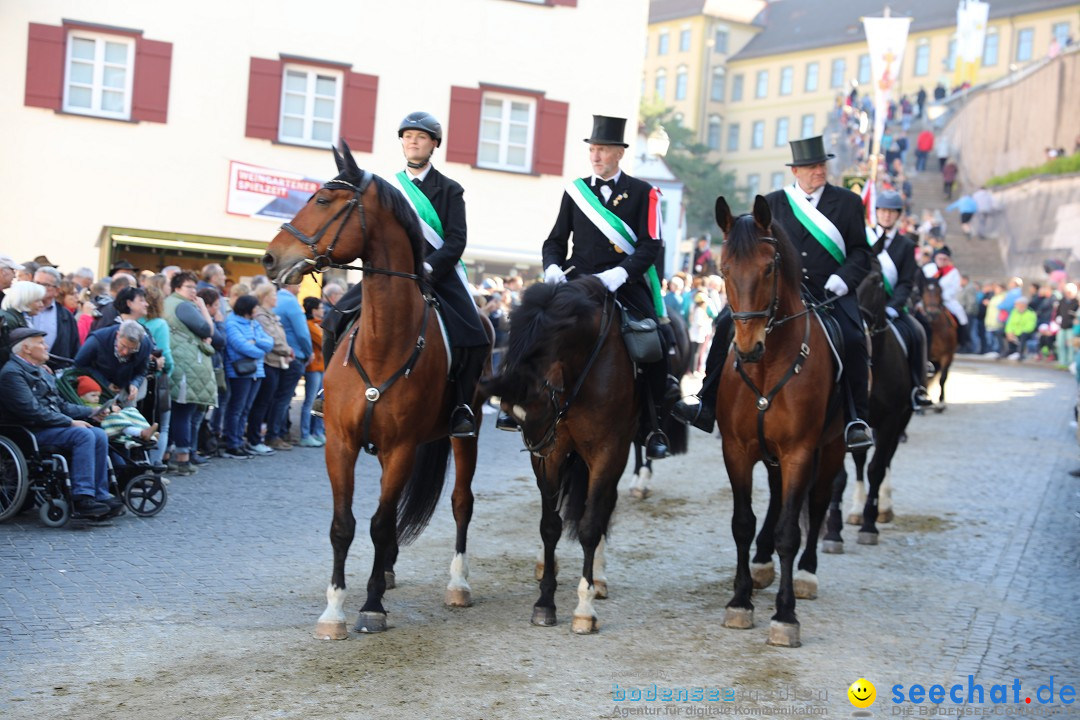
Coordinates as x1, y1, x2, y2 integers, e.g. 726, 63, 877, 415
522, 293, 614, 458
281, 172, 434, 455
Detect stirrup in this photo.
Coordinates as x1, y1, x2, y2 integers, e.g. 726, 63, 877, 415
311, 388, 324, 418
844, 420, 874, 450
911, 386, 933, 409
449, 405, 477, 438
645, 430, 670, 460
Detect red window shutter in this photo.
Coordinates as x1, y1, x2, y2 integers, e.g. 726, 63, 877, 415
132, 39, 172, 123
340, 71, 378, 153
25, 23, 65, 110
445, 86, 482, 166
245, 58, 283, 140
534, 98, 569, 176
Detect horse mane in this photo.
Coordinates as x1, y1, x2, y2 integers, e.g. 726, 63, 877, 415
331, 166, 427, 277
487, 277, 607, 403
724, 214, 802, 291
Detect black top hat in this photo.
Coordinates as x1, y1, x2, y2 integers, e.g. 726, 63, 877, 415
786, 136, 835, 166
109, 259, 138, 275
584, 115, 629, 148
7, 327, 46, 347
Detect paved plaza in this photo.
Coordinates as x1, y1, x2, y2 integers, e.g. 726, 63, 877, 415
1, 359, 1078, 719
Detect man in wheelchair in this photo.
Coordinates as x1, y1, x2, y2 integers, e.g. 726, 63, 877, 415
0, 328, 123, 519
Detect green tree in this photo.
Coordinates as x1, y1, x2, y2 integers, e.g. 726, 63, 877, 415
639, 100, 739, 240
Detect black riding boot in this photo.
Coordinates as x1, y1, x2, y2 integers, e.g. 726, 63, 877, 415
641, 359, 670, 460
450, 346, 487, 438
672, 306, 731, 432
903, 314, 933, 408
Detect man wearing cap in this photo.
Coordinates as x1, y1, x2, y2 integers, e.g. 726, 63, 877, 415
0, 255, 23, 306
534, 114, 677, 460
109, 259, 138, 278
872, 190, 933, 408
0, 328, 123, 519
318, 111, 489, 437
674, 135, 873, 451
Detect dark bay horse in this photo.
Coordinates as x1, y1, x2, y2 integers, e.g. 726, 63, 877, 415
712, 196, 845, 648
824, 249, 914, 552
482, 277, 636, 634
262, 144, 490, 639
920, 278, 957, 410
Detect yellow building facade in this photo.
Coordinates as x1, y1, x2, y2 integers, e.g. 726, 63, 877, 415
723, 1, 1080, 197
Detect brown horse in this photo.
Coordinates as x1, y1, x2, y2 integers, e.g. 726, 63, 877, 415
713, 196, 845, 648
920, 278, 957, 410
262, 144, 490, 639
482, 277, 637, 634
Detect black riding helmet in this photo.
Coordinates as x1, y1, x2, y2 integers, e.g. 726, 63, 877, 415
876, 190, 904, 210
398, 111, 442, 147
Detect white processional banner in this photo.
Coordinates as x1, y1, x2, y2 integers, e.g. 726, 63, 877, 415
862, 15, 912, 152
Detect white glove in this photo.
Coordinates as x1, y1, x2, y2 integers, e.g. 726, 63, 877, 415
423, 261, 433, 275
824, 274, 849, 297
595, 266, 629, 293
885, 306, 899, 319
544, 264, 567, 285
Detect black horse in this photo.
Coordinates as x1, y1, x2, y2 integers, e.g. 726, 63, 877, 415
824, 244, 914, 551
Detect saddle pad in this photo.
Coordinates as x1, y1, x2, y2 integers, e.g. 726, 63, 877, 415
813, 311, 844, 382
887, 319, 908, 357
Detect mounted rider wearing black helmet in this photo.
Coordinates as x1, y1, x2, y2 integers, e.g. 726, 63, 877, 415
398, 112, 443, 167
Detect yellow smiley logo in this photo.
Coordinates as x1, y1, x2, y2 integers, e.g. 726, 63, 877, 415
848, 678, 876, 708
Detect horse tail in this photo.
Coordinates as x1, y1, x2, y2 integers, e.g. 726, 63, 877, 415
556, 452, 590, 540
396, 436, 452, 545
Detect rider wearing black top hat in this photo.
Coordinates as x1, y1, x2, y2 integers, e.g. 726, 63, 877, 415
673, 136, 874, 451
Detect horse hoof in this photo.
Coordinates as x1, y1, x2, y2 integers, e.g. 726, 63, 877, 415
793, 570, 818, 600
313, 620, 349, 640
933, 404, 947, 414
846, 513, 863, 526
593, 580, 608, 599
629, 486, 650, 500
723, 607, 754, 629
384, 571, 396, 589
822, 539, 844, 554
571, 615, 599, 634
531, 606, 557, 627
857, 531, 879, 545
766, 621, 801, 648
877, 509, 894, 524
354, 611, 388, 633
445, 586, 473, 608
750, 562, 775, 589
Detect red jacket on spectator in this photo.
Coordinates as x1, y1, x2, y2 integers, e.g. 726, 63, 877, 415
917, 130, 934, 153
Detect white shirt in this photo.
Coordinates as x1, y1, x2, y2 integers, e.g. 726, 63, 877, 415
405, 164, 433, 184
592, 170, 622, 203
31, 302, 58, 350
796, 182, 825, 208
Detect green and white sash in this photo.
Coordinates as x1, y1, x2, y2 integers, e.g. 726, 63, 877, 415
565, 179, 666, 318
783, 186, 846, 264
393, 171, 471, 295
865, 227, 897, 297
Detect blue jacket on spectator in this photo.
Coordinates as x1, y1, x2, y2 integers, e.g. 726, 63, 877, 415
73, 324, 151, 393
0, 355, 94, 427
224, 313, 274, 380
275, 289, 312, 362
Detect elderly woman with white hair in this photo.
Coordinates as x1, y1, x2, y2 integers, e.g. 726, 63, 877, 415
0, 280, 46, 364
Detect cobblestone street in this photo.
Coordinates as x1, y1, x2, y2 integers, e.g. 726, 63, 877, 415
2, 358, 1078, 719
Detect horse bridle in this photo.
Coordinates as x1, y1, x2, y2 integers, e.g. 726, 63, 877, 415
728, 236, 782, 333
521, 293, 614, 459
279, 173, 421, 282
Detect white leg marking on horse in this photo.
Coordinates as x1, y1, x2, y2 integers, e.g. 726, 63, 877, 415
314, 584, 349, 640
848, 479, 867, 524
572, 576, 598, 633
879, 470, 893, 513
593, 538, 608, 598
445, 552, 472, 607
793, 569, 819, 599
630, 467, 652, 499
536, 545, 557, 581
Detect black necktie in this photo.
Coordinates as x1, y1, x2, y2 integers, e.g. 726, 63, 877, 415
805, 195, 813, 203
412, 178, 422, 187
595, 178, 614, 189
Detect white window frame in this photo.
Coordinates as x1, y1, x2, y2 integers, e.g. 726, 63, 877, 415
655, 68, 667, 100
801, 113, 815, 139
805, 62, 819, 93
747, 173, 761, 198
755, 70, 769, 99
679, 26, 692, 53
726, 123, 740, 152
751, 121, 765, 149
983, 28, 999, 66
775, 117, 789, 147
1016, 28, 1034, 62
63, 30, 136, 120
707, 115, 722, 150
476, 92, 537, 174
779, 66, 793, 96
830, 58, 846, 88
914, 42, 930, 76
278, 64, 343, 149
858, 54, 871, 85
770, 172, 785, 191
675, 65, 688, 100
711, 67, 726, 102
658, 30, 670, 56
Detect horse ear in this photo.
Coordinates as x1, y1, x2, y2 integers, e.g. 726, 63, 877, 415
752, 195, 772, 230
333, 144, 345, 173
714, 197, 734, 234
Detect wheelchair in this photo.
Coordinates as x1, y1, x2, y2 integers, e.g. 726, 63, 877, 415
0, 424, 168, 527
